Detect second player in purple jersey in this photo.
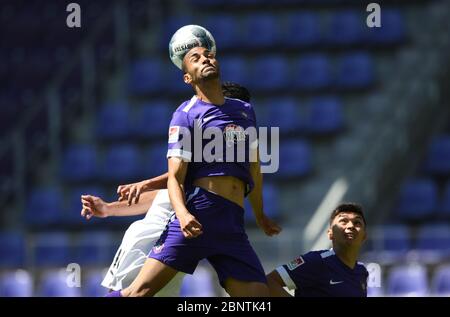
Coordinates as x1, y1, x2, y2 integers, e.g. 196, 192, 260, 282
276, 249, 368, 297
266, 203, 369, 297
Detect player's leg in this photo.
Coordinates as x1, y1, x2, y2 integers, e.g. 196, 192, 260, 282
122, 214, 203, 296
209, 254, 269, 297
154, 272, 185, 297
121, 258, 178, 297
224, 278, 269, 297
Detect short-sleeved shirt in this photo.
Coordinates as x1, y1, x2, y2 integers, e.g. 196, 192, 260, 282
167, 96, 258, 194
276, 249, 368, 297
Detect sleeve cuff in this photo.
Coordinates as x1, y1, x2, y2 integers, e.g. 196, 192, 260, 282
276, 266, 297, 290
167, 149, 192, 162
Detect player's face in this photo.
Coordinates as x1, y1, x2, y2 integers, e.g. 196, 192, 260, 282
328, 212, 367, 248
183, 47, 220, 83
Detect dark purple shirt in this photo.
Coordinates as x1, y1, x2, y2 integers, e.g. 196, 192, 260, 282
276, 249, 368, 297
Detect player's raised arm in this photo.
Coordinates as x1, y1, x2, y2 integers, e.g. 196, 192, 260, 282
248, 151, 282, 236
81, 190, 158, 220
167, 157, 203, 239
117, 172, 169, 206
266, 270, 292, 297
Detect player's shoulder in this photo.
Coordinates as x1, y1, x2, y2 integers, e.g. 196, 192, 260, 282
225, 96, 252, 109
174, 96, 198, 114
300, 250, 327, 264
283, 250, 322, 272
356, 261, 370, 277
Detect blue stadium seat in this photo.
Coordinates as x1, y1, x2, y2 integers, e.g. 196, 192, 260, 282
292, 54, 332, 90
366, 9, 406, 45
95, 103, 131, 140
180, 265, 215, 296
283, 12, 321, 47
73, 232, 115, 266
265, 98, 303, 134
39, 269, 81, 297
133, 101, 172, 139
34, 233, 72, 267
439, 181, 450, 218
277, 140, 312, 178
24, 187, 63, 226
241, 14, 279, 48
305, 97, 344, 135
424, 135, 450, 175
324, 10, 365, 46
203, 14, 239, 49
99, 145, 141, 182
165, 64, 193, 94
65, 186, 106, 226
386, 264, 428, 296
83, 269, 108, 297
431, 265, 450, 295
0, 270, 33, 297
370, 225, 411, 252
220, 56, 248, 84
249, 55, 288, 91
142, 143, 168, 177
0, 232, 26, 268
128, 59, 165, 95
61, 144, 97, 182
416, 224, 450, 253
394, 179, 438, 221
336, 52, 374, 89
244, 182, 280, 223
159, 15, 195, 50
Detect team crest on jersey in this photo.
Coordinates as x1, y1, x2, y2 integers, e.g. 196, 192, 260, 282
223, 124, 246, 144
152, 243, 165, 254
168, 126, 180, 143
287, 256, 304, 270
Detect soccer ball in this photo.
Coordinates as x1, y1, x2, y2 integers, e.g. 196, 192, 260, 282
169, 25, 216, 70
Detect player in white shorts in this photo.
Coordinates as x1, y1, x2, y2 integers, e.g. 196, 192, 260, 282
80, 82, 253, 296
81, 188, 184, 296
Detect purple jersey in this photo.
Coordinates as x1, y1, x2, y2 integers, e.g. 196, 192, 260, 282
167, 96, 258, 194
276, 249, 368, 297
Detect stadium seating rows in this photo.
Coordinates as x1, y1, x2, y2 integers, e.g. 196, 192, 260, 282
1, 263, 450, 297
127, 52, 376, 96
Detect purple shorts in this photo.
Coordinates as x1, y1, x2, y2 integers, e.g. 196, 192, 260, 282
148, 187, 267, 287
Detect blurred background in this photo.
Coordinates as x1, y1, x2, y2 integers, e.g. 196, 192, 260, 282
0, 0, 450, 297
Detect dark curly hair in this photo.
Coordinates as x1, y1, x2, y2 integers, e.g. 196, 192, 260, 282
222, 81, 251, 103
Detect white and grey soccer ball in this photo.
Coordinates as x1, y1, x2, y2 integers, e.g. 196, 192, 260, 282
169, 25, 216, 70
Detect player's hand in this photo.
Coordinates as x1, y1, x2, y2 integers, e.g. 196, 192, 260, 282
256, 214, 282, 237
178, 212, 203, 239
80, 195, 109, 220
117, 180, 148, 206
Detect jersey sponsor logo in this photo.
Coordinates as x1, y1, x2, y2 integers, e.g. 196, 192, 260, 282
168, 126, 180, 143
329, 280, 344, 285
224, 124, 246, 144
287, 256, 304, 270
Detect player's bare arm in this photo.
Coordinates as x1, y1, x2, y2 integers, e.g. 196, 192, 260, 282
266, 270, 292, 297
81, 190, 158, 220
248, 152, 282, 236
168, 157, 203, 239
117, 172, 169, 206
